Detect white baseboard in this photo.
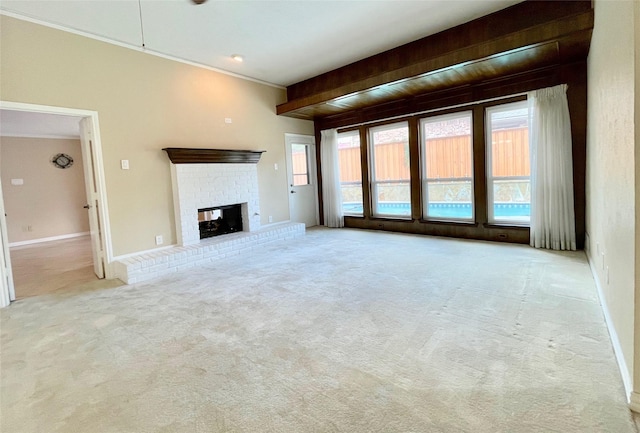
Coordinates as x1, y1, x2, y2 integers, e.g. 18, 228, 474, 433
111, 244, 178, 262
258, 220, 292, 230
629, 392, 640, 413
586, 250, 634, 406
9, 231, 90, 247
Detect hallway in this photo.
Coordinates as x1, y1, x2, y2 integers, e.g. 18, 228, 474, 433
9, 236, 118, 299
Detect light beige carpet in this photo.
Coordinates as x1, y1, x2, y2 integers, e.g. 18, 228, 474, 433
1, 228, 636, 432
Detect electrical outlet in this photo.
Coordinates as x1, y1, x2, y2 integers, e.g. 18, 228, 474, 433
121, 160, 129, 170
155, 235, 163, 245
224, 118, 232, 124
268, 215, 273, 223
274, 163, 278, 171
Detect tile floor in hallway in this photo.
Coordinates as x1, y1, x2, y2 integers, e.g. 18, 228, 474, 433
9, 236, 120, 299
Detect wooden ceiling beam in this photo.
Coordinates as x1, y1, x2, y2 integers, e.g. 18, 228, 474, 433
276, 0, 593, 120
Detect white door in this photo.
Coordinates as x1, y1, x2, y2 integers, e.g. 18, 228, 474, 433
79, 118, 105, 278
0, 177, 15, 307
285, 134, 318, 227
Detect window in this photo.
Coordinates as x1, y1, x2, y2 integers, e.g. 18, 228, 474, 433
291, 143, 310, 185
369, 122, 411, 218
421, 112, 474, 221
337, 131, 363, 215
486, 101, 530, 224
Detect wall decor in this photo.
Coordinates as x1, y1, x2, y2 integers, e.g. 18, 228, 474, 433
51, 153, 74, 169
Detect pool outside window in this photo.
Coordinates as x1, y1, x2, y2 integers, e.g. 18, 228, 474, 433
486, 101, 531, 225
368, 122, 411, 218
420, 111, 474, 222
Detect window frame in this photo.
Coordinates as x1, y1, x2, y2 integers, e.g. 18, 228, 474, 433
337, 130, 364, 216
368, 121, 412, 219
419, 110, 475, 223
290, 143, 311, 186
485, 100, 531, 226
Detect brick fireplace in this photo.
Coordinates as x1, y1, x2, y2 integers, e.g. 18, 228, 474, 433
164, 148, 264, 246
112, 148, 305, 284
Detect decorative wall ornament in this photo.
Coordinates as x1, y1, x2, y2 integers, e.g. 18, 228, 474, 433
51, 153, 74, 169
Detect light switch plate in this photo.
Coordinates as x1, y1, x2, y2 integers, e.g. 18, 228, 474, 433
11, 178, 23, 186
121, 160, 129, 170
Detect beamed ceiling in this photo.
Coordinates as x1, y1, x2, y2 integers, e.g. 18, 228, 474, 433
277, 1, 594, 121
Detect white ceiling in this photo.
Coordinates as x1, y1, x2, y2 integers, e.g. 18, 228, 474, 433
0, 0, 523, 87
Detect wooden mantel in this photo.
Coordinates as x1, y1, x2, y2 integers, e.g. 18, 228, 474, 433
163, 148, 265, 164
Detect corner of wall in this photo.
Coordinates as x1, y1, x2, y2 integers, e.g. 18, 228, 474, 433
629, 392, 640, 413
586, 246, 634, 401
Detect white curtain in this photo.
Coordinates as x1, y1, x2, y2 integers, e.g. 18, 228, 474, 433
528, 84, 576, 251
320, 129, 344, 228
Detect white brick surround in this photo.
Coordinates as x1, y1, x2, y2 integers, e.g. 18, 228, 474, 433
113, 222, 305, 284
171, 163, 260, 246
112, 154, 307, 284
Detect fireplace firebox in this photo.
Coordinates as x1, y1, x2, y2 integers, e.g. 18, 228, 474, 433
198, 204, 243, 239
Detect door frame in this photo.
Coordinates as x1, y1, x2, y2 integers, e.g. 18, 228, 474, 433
0, 101, 114, 306
0, 176, 15, 307
79, 117, 106, 279
284, 133, 319, 226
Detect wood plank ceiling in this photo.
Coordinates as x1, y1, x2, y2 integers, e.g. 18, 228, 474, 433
277, 0, 594, 121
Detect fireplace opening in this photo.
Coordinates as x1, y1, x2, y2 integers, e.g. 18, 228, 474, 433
198, 204, 243, 239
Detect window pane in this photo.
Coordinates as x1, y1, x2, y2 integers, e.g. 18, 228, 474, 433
490, 111, 530, 178
421, 112, 473, 221
369, 122, 411, 217
291, 143, 309, 186
337, 132, 363, 215
492, 180, 530, 222
487, 102, 530, 224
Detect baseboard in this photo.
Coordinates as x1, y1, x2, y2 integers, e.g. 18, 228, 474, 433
586, 250, 634, 405
629, 392, 640, 413
111, 244, 178, 262
258, 220, 292, 230
9, 231, 90, 247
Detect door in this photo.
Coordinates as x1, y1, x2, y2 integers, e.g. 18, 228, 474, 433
79, 118, 105, 278
285, 134, 318, 227
0, 177, 15, 307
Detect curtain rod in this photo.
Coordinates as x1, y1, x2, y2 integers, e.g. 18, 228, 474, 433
335, 91, 528, 133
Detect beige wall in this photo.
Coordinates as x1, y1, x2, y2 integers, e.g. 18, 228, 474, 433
0, 16, 313, 256
0, 136, 89, 243
635, 0, 640, 401
586, 0, 637, 397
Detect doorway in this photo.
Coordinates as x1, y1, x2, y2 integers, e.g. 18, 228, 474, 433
285, 134, 319, 228
0, 102, 113, 307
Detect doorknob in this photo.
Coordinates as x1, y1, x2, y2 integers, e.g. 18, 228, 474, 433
290, 190, 297, 194
83, 204, 91, 209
